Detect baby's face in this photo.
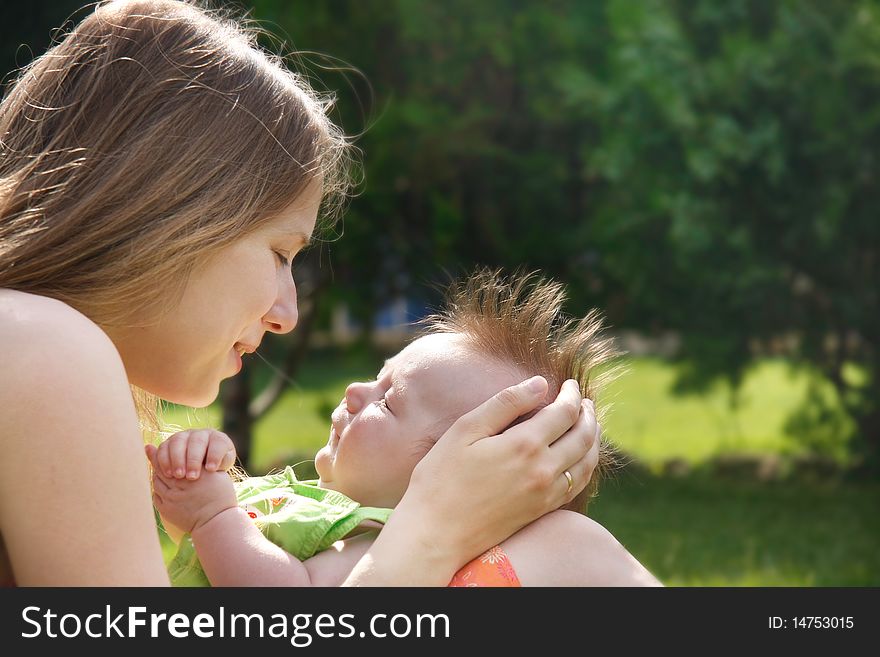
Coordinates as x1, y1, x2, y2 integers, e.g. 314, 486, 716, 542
315, 332, 523, 508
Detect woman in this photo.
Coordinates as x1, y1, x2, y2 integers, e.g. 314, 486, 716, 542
0, 0, 598, 585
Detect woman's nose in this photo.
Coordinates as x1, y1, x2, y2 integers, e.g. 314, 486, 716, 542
264, 272, 298, 334
344, 380, 379, 414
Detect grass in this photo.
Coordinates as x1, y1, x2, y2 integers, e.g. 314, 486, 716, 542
600, 357, 854, 467
589, 471, 880, 586
160, 350, 878, 585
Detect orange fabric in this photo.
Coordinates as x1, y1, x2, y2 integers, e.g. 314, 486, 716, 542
448, 545, 521, 587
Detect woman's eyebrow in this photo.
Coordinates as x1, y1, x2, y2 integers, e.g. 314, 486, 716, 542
267, 226, 311, 247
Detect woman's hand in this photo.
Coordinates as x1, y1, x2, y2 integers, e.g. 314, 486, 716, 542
344, 376, 599, 585
409, 376, 599, 560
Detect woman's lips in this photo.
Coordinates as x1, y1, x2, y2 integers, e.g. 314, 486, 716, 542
231, 342, 257, 374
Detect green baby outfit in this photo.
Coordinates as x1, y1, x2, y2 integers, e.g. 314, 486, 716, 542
167, 466, 392, 586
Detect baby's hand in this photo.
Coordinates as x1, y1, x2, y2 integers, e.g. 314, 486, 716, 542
155, 429, 237, 480
145, 444, 238, 534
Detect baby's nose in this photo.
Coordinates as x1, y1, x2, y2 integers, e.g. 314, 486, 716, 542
344, 381, 372, 414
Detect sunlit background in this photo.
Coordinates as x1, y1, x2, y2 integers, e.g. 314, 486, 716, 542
6, 0, 878, 585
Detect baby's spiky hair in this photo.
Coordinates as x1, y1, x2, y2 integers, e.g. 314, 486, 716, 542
420, 268, 621, 514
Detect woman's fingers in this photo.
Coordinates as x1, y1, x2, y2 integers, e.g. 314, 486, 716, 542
450, 376, 549, 444
549, 398, 599, 462
526, 379, 585, 446
586, 417, 601, 480
554, 447, 594, 504
545, 398, 601, 504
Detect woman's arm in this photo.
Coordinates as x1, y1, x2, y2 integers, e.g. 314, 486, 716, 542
501, 510, 662, 586
343, 377, 600, 586
0, 295, 169, 585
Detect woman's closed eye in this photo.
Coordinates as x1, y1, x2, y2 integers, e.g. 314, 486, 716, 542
274, 251, 291, 268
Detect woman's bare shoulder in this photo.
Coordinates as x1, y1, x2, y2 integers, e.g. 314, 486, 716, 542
0, 290, 123, 381
0, 289, 108, 339
502, 510, 663, 586
0, 292, 169, 585
0, 290, 130, 425
502, 509, 608, 552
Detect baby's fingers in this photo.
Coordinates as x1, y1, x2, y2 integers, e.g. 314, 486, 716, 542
145, 444, 164, 477
151, 472, 170, 494
184, 430, 212, 479
163, 433, 189, 478
155, 441, 173, 478
204, 432, 236, 472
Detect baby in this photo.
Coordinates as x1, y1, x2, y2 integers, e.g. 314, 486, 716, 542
149, 270, 660, 586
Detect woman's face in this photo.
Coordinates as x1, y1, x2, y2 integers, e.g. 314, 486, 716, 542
111, 183, 321, 406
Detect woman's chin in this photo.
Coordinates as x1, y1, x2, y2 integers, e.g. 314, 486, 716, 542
158, 383, 220, 408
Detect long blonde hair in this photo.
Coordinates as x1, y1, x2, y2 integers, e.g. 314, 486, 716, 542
0, 0, 355, 433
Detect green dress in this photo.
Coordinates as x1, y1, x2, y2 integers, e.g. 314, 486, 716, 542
167, 466, 392, 586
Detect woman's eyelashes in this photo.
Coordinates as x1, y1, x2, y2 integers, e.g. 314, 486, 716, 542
275, 243, 307, 268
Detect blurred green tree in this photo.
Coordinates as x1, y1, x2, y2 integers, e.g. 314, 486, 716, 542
582, 0, 878, 465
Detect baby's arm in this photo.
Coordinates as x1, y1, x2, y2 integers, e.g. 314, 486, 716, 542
302, 532, 379, 587
147, 437, 371, 586
500, 510, 663, 586
152, 429, 237, 544
147, 442, 314, 586
191, 508, 377, 587
190, 505, 314, 586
